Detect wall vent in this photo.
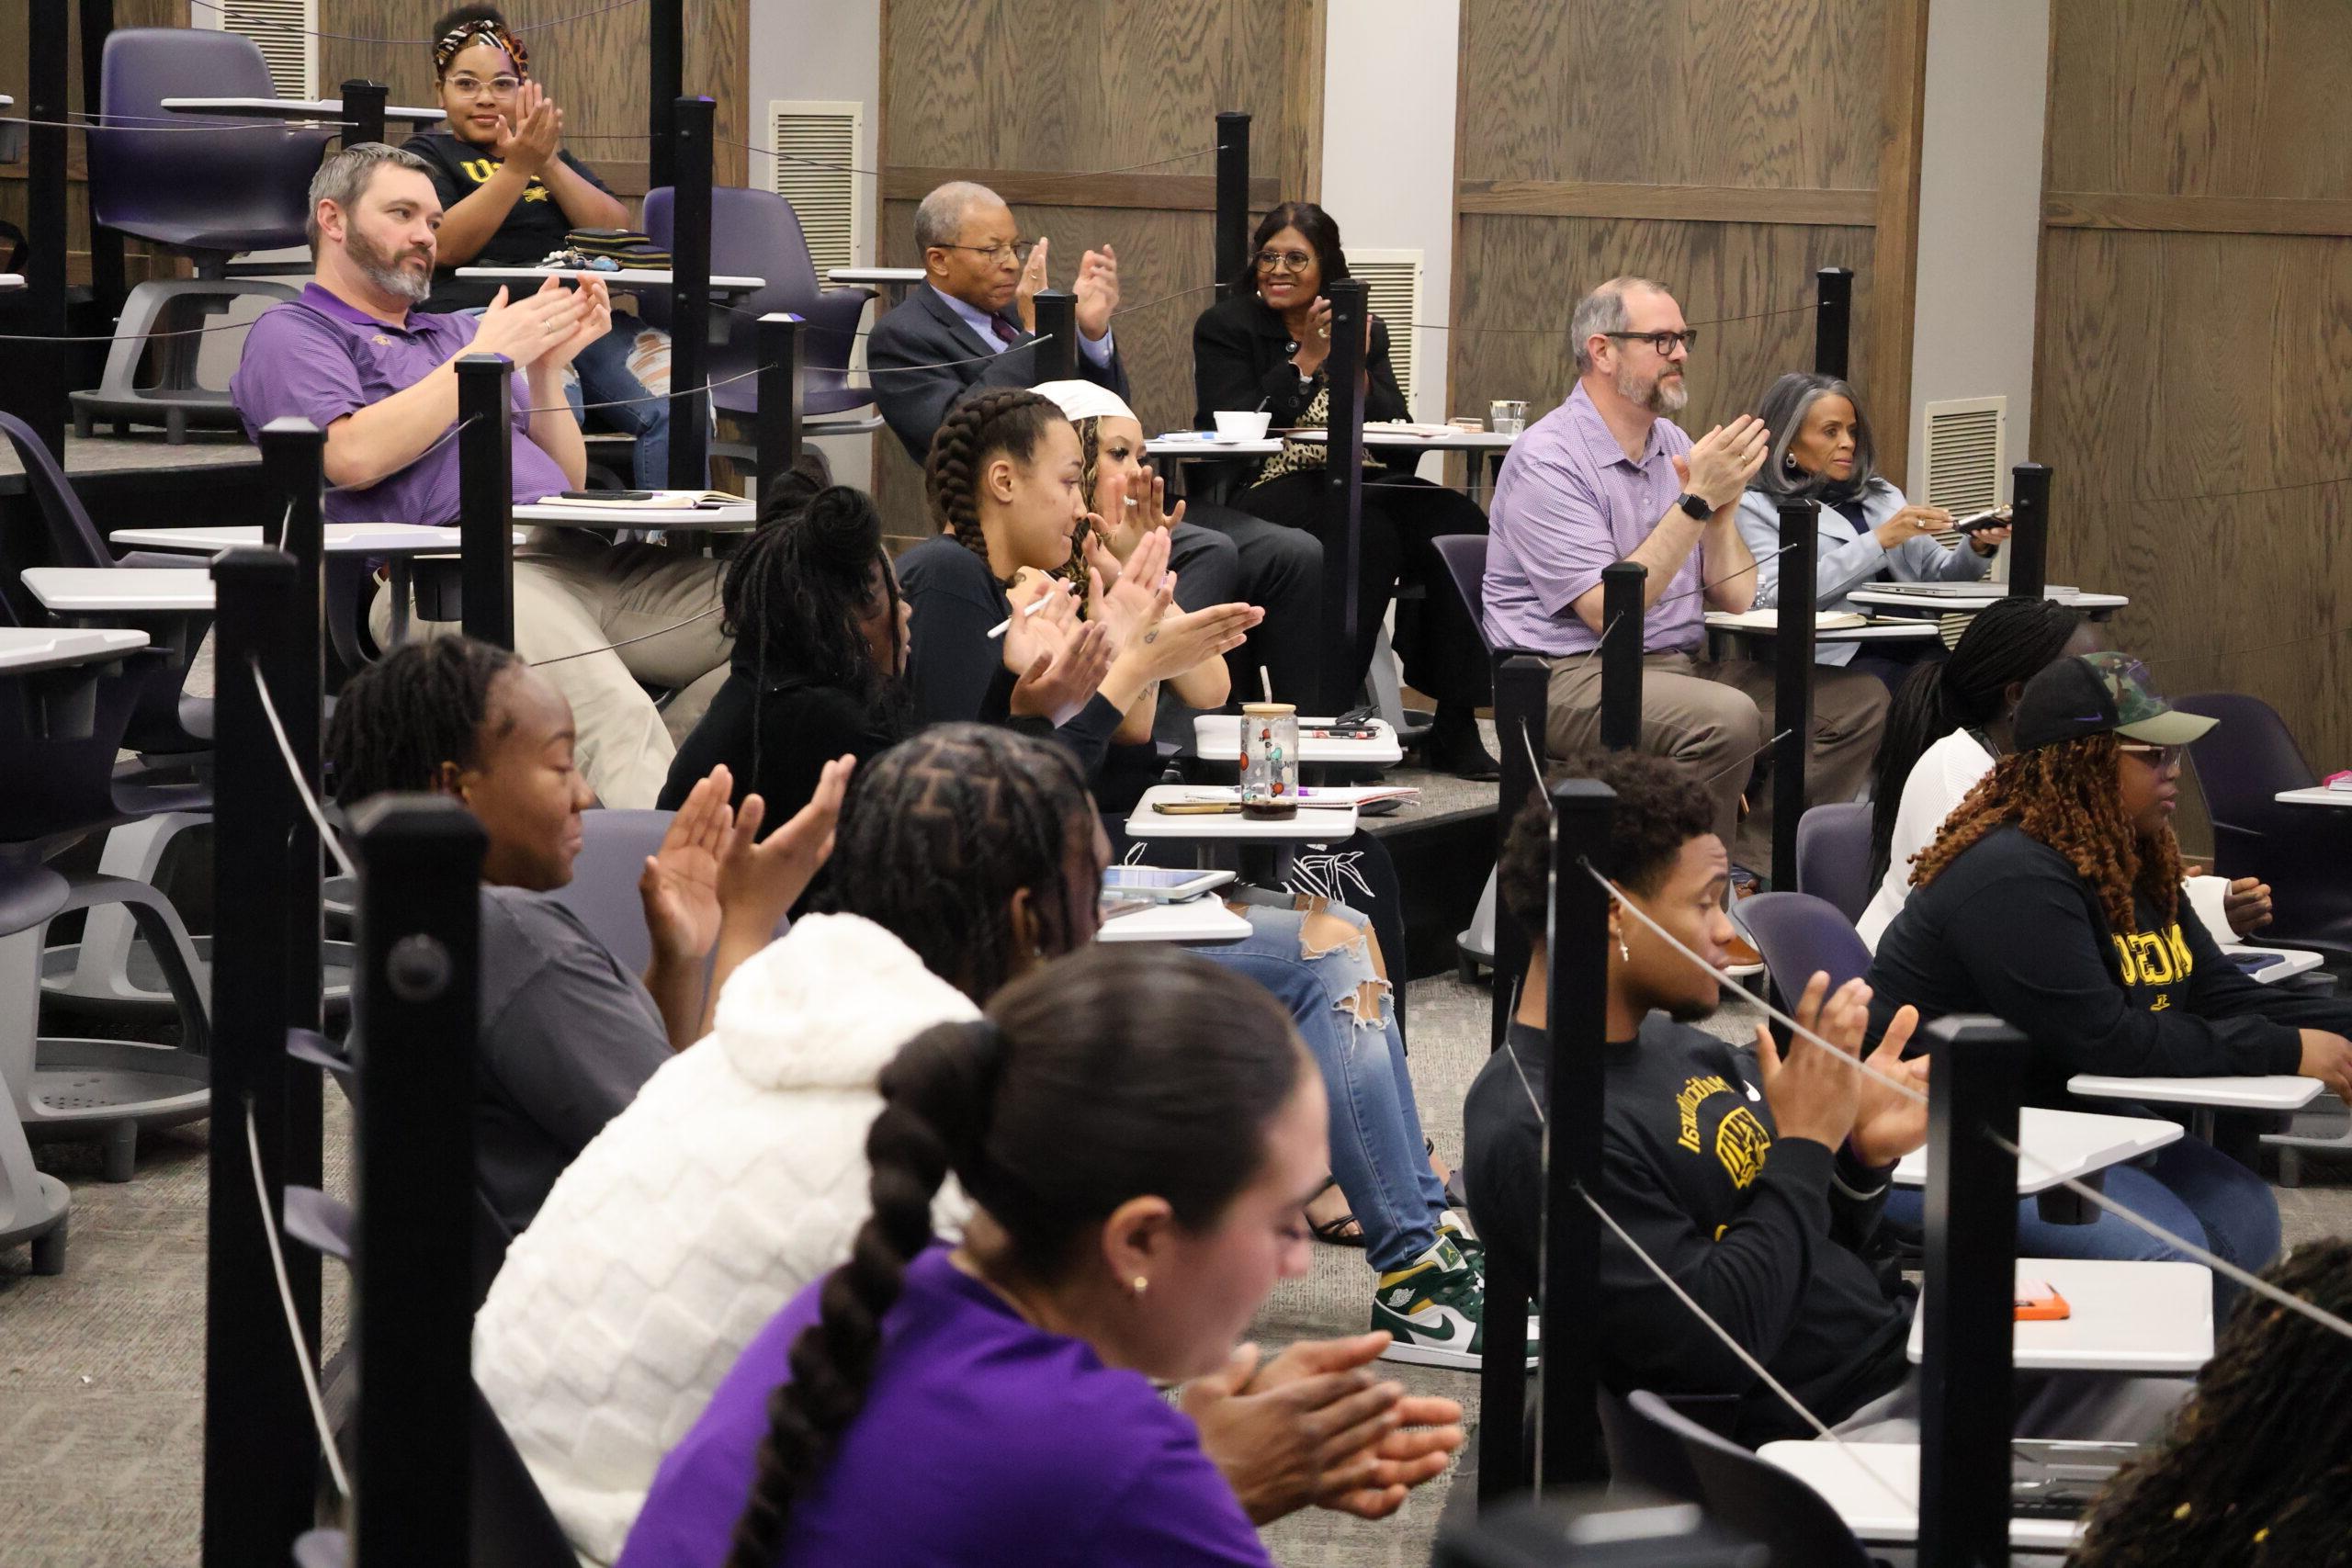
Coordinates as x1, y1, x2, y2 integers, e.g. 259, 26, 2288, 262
199, 0, 320, 102
1921, 395, 2007, 516
1349, 249, 1424, 412
768, 100, 866, 276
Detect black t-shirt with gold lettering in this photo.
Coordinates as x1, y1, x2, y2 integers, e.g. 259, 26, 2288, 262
404, 130, 616, 313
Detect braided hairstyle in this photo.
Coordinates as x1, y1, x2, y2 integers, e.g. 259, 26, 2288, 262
922, 388, 1067, 574
1866, 597, 2087, 888
2071, 1240, 2352, 1568
324, 636, 521, 806
819, 724, 1097, 1002
720, 944, 1308, 1568
1909, 732, 2186, 935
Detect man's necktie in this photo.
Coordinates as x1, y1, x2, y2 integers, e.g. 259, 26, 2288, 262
989, 315, 1021, 348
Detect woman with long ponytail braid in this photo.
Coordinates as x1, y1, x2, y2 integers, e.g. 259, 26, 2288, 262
617, 947, 1329, 1567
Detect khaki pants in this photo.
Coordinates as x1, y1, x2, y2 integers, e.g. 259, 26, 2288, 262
1544, 649, 1888, 871
369, 530, 730, 809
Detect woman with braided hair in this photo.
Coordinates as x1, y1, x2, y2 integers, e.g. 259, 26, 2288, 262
2070, 1239, 2352, 1568
1866, 651, 2352, 1303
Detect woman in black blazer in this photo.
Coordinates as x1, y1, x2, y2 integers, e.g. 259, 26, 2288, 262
1192, 202, 1495, 776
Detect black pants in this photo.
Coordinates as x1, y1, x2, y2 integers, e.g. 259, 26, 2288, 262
1238, 468, 1492, 707
1163, 508, 1323, 707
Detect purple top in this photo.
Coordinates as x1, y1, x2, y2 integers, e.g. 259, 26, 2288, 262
228, 283, 571, 525
1482, 382, 1706, 656
618, 1246, 1273, 1568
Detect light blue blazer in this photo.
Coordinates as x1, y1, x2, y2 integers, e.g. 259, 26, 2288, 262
1734, 480, 1990, 664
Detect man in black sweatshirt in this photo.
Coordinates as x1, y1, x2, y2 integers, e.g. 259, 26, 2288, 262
1464, 750, 2188, 1449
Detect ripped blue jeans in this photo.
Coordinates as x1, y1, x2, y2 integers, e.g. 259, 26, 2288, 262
1200, 901, 1448, 1274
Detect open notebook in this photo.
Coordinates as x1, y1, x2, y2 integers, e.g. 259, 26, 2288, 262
530, 491, 743, 510
1707, 609, 1870, 631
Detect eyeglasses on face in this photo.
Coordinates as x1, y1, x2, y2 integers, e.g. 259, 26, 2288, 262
447, 74, 523, 97
936, 240, 1037, 265
2117, 741, 2187, 770
1254, 248, 1314, 275
1602, 328, 1701, 355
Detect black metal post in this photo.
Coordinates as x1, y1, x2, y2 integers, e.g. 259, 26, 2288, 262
203, 547, 317, 1568
19, 0, 72, 458
2007, 462, 2051, 601
1771, 498, 1819, 893
347, 797, 486, 1568
1214, 111, 1251, 298
755, 311, 806, 493
1917, 1015, 2029, 1568
1489, 652, 1548, 1052
1317, 278, 1370, 716
1476, 1213, 1532, 1506
1537, 778, 1617, 1491
338, 78, 388, 150
648, 0, 684, 189
457, 355, 515, 648
1814, 266, 1853, 379
667, 95, 715, 490
77, 0, 125, 320
1030, 288, 1079, 383
1598, 563, 1646, 750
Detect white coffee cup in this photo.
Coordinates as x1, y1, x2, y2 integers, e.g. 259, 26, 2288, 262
1214, 410, 1273, 441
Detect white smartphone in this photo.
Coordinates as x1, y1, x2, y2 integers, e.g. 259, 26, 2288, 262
1100, 865, 1238, 904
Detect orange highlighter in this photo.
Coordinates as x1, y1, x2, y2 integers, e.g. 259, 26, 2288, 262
2015, 1279, 2072, 1321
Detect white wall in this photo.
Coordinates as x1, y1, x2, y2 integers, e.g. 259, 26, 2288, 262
1903, 0, 2052, 494
1319, 0, 1461, 426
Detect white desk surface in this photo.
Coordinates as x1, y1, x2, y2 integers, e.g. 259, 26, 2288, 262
1892, 1105, 2182, 1193
454, 266, 768, 293
0, 626, 150, 673
2274, 785, 2352, 808
1704, 613, 1945, 644
1192, 715, 1405, 765
826, 266, 926, 286
1756, 1441, 2082, 1550
515, 499, 756, 530
160, 96, 447, 123
2066, 1072, 2324, 1113
21, 567, 215, 613
112, 522, 492, 556
2224, 942, 2327, 983
1097, 898, 1252, 943
1849, 586, 2130, 612
1125, 784, 1359, 842
1148, 429, 1519, 457
1906, 1258, 2212, 1373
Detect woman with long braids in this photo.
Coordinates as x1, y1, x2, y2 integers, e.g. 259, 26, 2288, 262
1866, 652, 2352, 1303
2070, 1239, 2352, 1568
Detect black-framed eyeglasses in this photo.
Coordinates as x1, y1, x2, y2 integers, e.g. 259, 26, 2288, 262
1254, 248, 1314, 275
2117, 741, 2187, 770
1603, 329, 1701, 355
934, 240, 1036, 265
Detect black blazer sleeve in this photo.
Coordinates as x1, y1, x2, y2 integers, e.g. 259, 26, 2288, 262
1364, 317, 1409, 423
866, 301, 1046, 464
1193, 297, 1317, 429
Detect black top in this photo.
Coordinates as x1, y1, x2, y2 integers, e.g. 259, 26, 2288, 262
1464, 1015, 1911, 1444
1865, 825, 2346, 1102
659, 673, 906, 827
1191, 289, 1410, 432
404, 131, 616, 312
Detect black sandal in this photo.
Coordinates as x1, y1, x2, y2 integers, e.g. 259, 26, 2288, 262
1306, 1175, 1366, 1247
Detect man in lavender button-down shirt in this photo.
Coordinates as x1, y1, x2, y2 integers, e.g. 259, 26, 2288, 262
230, 142, 731, 808
1483, 276, 1888, 868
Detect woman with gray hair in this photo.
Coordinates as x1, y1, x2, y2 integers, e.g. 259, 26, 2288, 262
1735, 371, 2008, 688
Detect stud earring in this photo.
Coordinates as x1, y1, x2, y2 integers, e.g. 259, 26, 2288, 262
1131, 1276, 1149, 1297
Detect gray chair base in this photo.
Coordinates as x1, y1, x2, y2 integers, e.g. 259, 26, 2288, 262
2266, 1100, 2352, 1189
0, 1110, 68, 1273
1456, 866, 1498, 981
69, 276, 297, 444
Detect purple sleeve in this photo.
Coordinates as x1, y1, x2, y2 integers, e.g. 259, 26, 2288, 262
1498, 452, 1623, 617
1086, 1421, 1275, 1568
229, 308, 371, 441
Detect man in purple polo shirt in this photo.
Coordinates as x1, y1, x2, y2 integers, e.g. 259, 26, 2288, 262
1483, 276, 1888, 870
230, 141, 730, 808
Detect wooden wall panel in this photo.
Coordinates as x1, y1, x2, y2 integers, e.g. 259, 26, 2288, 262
2032, 1, 2352, 767
1450, 0, 1924, 475
873, 0, 1325, 540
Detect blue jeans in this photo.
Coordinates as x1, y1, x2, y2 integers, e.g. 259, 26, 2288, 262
1199, 903, 1446, 1274
1885, 1135, 2279, 1315
564, 320, 675, 490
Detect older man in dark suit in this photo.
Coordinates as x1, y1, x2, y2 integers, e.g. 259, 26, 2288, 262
874, 180, 1321, 716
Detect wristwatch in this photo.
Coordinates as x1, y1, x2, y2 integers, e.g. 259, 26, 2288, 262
1676, 492, 1714, 522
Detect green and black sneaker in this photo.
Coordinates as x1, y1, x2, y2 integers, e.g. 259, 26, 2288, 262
1373, 1236, 1506, 1370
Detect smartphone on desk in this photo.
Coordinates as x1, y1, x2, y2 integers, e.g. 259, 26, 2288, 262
2014, 1280, 2072, 1321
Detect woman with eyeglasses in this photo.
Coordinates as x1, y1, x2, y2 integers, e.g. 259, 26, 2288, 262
1191, 202, 1498, 778
1865, 651, 2352, 1308
405, 5, 679, 490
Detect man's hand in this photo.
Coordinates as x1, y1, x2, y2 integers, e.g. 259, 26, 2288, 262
1014, 235, 1050, 334
2297, 1030, 2352, 1105
1849, 1004, 1930, 1168
538, 274, 612, 375
467, 280, 590, 369
1073, 243, 1119, 339
1672, 414, 1770, 512
1181, 1337, 1461, 1526
490, 82, 562, 177
639, 767, 735, 964
1872, 504, 1955, 551
714, 755, 851, 938
1754, 973, 1866, 1150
